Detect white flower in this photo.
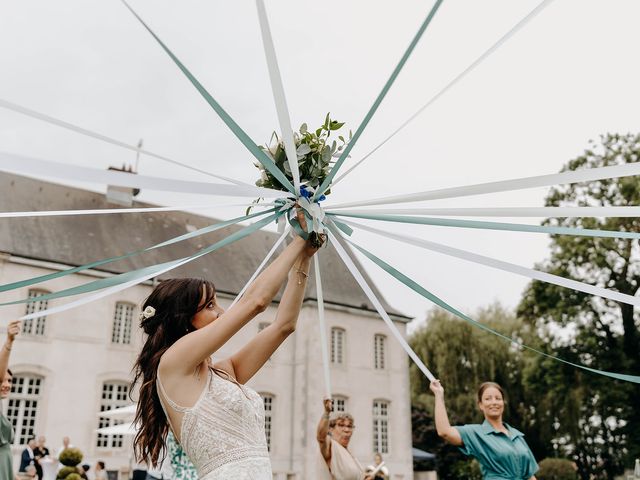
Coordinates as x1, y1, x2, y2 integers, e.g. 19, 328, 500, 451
140, 306, 156, 320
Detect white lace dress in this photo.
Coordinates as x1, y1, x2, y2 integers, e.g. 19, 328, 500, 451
157, 368, 272, 479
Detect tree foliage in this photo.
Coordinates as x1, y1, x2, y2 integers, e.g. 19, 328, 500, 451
518, 133, 640, 479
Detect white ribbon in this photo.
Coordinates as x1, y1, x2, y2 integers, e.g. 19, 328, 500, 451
340, 218, 640, 308
20, 256, 193, 321
0, 98, 247, 185
256, 0, 301, 194
330, 161, 640, 209
313, 255, 333, 399
0, 151, 283, 198
331, 0, 555, 187
327, 223, 435, 382
0, 203, 276, 218
327, 206, 640, 218
229, 227, 290, 309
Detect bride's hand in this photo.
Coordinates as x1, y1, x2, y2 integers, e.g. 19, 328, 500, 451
296, 207, 325, 255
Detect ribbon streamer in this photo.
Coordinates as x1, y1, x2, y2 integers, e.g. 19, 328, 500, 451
330, 161, 640, 209
0, 202, 276, 219
328, 211, 640, 241
0, 152, 281, 198
313, 254, 333, 400
341, 234, 640, 384
256, 0, 301, 194
326, 222, 435, 382
327, 206, 640, 218
0, 209, 276, 295
0, 98, 247, 185
314, 0, 444, 199
332, 0, 555, 186
339, 218, 640, 308
229, 227, 290, 309
7, 212, 280, 309
120, 0, 295, 195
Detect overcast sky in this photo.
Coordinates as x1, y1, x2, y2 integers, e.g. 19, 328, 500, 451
1, 0, 639, 330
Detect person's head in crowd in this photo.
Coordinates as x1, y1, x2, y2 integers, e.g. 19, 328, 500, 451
27, 437, 36, 450
329, 412, 356, 448
0, 368, 12, 399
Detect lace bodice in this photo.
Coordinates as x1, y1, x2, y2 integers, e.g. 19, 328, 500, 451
157, 368, 271, 479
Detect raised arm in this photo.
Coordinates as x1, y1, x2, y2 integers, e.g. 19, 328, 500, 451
0, 320, 20, 378
316, 398, 332, 462
161, 233, 310, 376
430, 380, 463, 446
224, 249, 312, 384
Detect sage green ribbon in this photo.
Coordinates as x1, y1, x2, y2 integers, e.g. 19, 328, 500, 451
328, 212, 640, 240
343, 235, 640, 384
0, 208, 276, 295
120, 0, 295, 195
1, 212, 281, 306
314, 0, 444, 199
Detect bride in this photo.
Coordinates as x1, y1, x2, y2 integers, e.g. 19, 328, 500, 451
132, 210, 322, 479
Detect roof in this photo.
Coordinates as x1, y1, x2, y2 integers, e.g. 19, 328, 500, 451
0, 172, 409, 320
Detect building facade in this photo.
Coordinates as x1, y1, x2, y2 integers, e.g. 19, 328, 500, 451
0, 173, 414, 479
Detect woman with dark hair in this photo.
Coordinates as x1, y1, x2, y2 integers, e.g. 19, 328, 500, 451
430, 379, 538, 480
1, 320, 20, 480
132, 211, 323, 479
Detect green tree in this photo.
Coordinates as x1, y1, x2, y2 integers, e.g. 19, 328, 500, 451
518, 133, 640, 479
410, 303, 537, 479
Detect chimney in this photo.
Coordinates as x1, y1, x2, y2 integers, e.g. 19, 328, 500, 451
106, 163, 140, 207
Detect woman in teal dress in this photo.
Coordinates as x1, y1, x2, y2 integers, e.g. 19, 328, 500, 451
430, 379, 538, 480
0, 320, 20, 480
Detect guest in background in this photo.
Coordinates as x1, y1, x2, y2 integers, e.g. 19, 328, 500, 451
430, 379, 538, 480
0, 320, 20, 480
95, 461, 107, 480
365, 452, 389, 480
316, 398, 364, 480
19, 438, 37, 474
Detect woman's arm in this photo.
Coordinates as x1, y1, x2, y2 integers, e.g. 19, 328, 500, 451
160, 234, 310, 376
0, 320, 19, 378
316, 398, 332, 462
430, 380, 463, 446
222, 252, 311, 384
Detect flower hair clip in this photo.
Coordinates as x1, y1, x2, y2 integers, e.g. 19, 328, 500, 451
140, 306, 156, 321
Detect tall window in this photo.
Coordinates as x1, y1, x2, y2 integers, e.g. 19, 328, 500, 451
23, 289, 49, 336
374, 334, 386, 370
372, 400, 390, 454
7, 374, 43, 445
97, 382, 129, 448
111, 302, 134, 344
332, 395, 348, 413
330, 327, 345, 364
260, 393, 274, 451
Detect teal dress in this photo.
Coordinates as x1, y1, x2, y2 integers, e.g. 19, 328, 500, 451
0, 413, 14, 480
167, 431, 198, 480
455, 420, 538, 480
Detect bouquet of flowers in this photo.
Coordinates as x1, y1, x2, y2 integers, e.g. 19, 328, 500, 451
254, 113, 351, 197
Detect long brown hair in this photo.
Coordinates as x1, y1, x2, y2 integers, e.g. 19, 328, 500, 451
131, 278, 216, 466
